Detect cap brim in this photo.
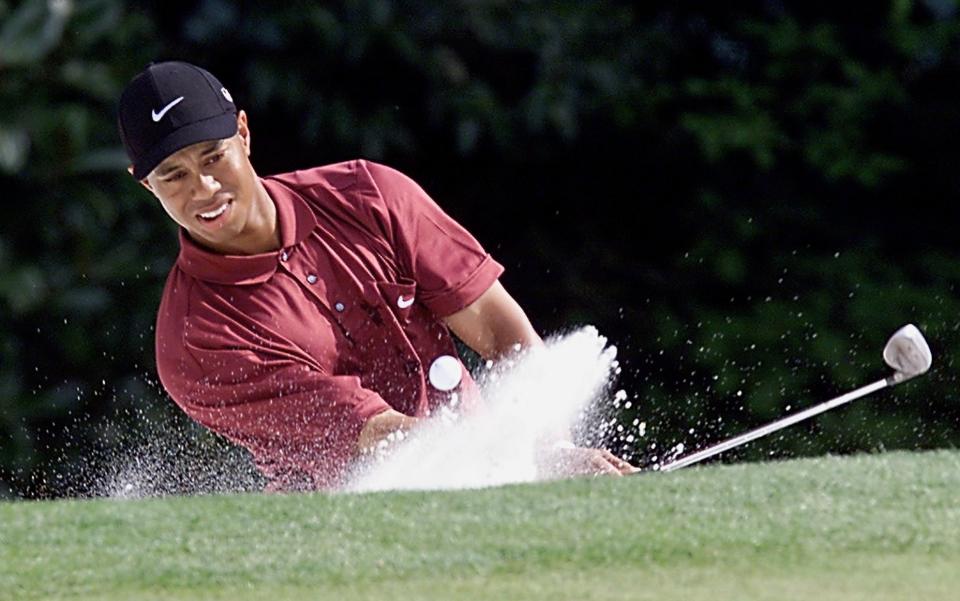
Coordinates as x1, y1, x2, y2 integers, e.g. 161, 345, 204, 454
132, 112, 238, 180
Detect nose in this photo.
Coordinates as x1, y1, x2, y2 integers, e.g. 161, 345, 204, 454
193, 173, 221, 199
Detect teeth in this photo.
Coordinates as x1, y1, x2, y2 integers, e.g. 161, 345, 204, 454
200, 203, 228, 219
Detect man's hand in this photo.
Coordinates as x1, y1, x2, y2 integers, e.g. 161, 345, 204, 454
537, 445, 640, 479
356, 409, 420, 455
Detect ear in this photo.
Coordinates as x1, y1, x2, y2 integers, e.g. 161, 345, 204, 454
128, 165, 153, 192
236, 110, 251, 157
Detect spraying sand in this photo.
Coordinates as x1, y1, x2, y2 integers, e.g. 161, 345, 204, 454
348, 326, 622, 492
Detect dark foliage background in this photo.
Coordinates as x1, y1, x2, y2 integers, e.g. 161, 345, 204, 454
2, 0, 958, 498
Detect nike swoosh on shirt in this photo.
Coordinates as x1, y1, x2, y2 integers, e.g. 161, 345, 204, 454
151, 96, 184, 122
397, 295, 415, 309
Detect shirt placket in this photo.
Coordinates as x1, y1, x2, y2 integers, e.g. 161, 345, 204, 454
277, 243, 428, 416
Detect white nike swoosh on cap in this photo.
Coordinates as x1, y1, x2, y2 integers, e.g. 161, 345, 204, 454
397, 295, 415, 309
151, 96, 184, 122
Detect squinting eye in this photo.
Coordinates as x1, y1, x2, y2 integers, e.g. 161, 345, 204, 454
165, 171, 186, 182
205, 152, 225, 166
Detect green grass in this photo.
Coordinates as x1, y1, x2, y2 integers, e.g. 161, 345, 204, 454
2, 450, 959, 600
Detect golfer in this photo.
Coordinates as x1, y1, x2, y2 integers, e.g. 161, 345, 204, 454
118, 61, 635, 491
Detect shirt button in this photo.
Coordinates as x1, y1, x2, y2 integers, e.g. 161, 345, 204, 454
334, 302, 345, 312
280, 251, 289, 262
306, 274, 318, 284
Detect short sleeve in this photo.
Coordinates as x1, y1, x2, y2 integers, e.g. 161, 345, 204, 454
164, 343, 391, 491
360, 161, 505, 317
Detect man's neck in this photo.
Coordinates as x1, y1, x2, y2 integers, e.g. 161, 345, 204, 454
236, 178, 282, 254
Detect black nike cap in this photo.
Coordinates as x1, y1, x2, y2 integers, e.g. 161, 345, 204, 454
118, 61, 238, 180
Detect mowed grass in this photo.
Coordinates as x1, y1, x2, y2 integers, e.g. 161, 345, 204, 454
2, 450, 959, 601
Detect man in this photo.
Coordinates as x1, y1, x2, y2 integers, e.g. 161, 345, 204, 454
118, 61, 635, 491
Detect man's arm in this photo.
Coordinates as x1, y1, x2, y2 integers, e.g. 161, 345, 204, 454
443, 280, 638, 477
443, 280, 543, 360
354, 283, 532, 457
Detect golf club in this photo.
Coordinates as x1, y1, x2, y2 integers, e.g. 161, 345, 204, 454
656, 324, 933, 473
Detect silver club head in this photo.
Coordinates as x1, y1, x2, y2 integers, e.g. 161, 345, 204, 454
883, 324, 932, 383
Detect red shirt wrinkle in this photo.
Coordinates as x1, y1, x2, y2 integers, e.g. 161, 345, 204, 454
155, 160, 504, 491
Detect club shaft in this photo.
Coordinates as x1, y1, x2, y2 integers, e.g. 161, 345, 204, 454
658, 377, 891, 472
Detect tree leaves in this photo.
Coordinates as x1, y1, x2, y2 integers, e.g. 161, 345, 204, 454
3, 2, 960, 496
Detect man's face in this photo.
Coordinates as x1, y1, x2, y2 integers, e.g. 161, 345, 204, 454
139, 111, 259, 252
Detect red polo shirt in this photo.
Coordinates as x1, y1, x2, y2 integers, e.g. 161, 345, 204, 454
155, 160, 504, 491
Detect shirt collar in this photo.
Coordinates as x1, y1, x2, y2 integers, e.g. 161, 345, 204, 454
176, 177, 318, 285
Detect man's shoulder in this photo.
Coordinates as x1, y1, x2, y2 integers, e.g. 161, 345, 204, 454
263, 160, 413, 236
155, 266, 195, 337
156, 267, 231, 341
154, 267, 255, 365
264, 159, 387, 193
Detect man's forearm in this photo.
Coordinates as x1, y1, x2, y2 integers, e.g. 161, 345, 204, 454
484, 312, 543, 361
